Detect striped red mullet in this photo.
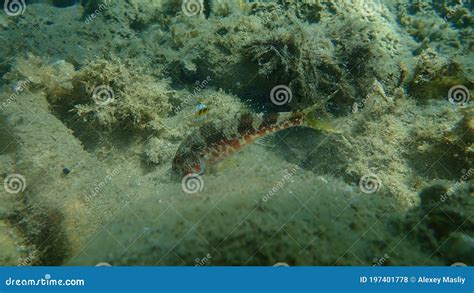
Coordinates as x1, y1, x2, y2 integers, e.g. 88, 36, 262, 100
172, 109, 331, 177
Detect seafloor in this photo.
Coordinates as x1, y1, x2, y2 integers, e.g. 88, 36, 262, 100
0, 0, 472, 266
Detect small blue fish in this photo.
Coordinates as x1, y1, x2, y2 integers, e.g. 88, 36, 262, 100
194, 102, 209, 120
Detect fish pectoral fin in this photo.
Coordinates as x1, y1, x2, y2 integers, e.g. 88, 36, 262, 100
255, 136, 276, 148
305, 114, 342, 134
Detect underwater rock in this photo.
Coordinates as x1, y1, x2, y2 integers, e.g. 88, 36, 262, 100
456, 107, 474, 168
145, 137, 176, 165
51, 0, 79, 8
0, 220, 24, 266
158, 0, 414, 115
66, 167, 406, 266
419, 184, 448, 210
408, 49, 473, 101
404, 182, 474, 265
5, 54, 76, 100
440, 232, 474, 264
8, 204, 71, 265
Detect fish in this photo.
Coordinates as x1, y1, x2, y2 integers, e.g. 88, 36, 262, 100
172, 104, 336, 177
193, 102, 209, 120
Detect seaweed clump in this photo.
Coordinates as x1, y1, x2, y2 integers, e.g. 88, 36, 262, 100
5, 54, 176, 133
155, 1, 400, 115
408, 49, 473, 101
70, 58, 175, 132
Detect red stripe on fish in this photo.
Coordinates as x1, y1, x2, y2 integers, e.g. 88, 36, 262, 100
172, 111, 306, 176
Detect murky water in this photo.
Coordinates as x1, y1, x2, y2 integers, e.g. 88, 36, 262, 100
0, 0, 472, 266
